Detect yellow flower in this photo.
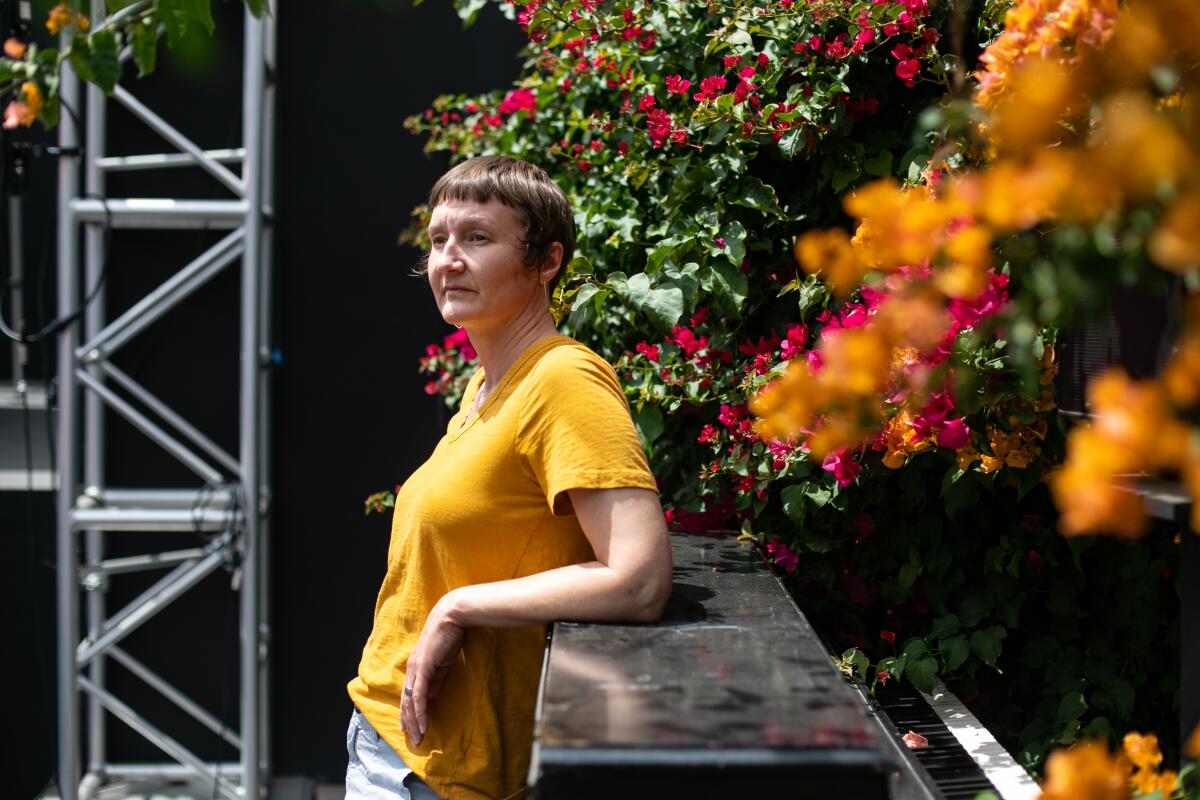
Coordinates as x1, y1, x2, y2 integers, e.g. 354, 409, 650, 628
989, 57, 1083, 157
45, 3, 73, 34
1038, 741, 1132, 800
793, 228, 866, 297
1149, 193, 1200, 274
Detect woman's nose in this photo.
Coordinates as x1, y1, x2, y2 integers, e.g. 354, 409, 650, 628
432, 243, 465, 272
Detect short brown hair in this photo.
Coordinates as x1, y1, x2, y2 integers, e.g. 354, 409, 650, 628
426, 155, 576, 293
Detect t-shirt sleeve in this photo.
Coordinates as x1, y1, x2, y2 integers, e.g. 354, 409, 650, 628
517, 346, 659, 515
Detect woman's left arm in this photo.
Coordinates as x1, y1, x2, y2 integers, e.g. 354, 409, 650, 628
400, 486, 672, 745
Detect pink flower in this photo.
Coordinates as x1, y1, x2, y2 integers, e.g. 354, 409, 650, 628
635, 341, 660, 362
767, 537, 800, 573
895, 58, 921, 81
809, 35, 823, 53
806, 350, 823, 371
498, 88, 537, 116
1027, 550, 1046, 576
723, 55, 741, 69
443, 328, 477, 360
665, 74, 691, 95
639, 93, 656, 111
718, 404, 747, 428
768, 439, 795, 470
670, 325, 709, 357
822, 447, 862, 487
645, 107, 675, 147
697, 424, 720, 444
692, 74, 728, 103
780, 323, 807, 359
855, 28, 877, 46
690, 306, 710, 327
738, 333, 782, 357
880, 629, 896, 646
937, 417, 970, 449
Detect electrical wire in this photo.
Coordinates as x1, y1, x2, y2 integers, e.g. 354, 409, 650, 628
0, 192, 112, 344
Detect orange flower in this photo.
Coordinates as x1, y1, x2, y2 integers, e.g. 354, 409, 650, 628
1050, 428, 1147, 537
3, 37, 27, 59
1038, 740, 1131, 800
1186, 724, 1200, 760
937, 224, 993, 299
1164, 325, 1200, 407
1088, 369, 1189, 471
45, 3, 72, 34
1149, 192, 1200, 274
20, 81, 41, 122
793, 228, 866, 296
1121, 733, 1163, 772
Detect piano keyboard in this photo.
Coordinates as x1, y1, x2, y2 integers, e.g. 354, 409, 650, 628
873, 677, 1041, 800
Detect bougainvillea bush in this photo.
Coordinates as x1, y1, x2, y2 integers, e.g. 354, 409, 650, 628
375, 0, 1190, 782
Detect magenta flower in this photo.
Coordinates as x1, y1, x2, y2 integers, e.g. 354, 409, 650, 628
822, 447, 862, 487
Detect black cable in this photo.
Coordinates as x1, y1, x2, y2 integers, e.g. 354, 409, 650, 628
0, 192, 113, 344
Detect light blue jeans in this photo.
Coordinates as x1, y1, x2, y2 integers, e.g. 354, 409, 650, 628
345, 708, 442, 800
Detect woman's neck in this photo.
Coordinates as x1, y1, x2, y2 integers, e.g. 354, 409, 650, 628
468, 310, 561, 395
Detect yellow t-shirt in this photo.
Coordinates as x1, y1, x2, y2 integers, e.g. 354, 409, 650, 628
347, 334, 658, 800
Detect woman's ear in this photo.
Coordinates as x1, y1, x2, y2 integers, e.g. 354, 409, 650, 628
539, 241, 564, 287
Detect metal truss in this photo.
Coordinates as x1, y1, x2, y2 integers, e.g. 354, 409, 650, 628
55, 3, 276, 799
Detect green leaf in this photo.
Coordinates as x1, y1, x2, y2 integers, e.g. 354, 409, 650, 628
969, 626, 1007, 668
244, 0, 269, 17
780, 484, 807, 524
456, 0, 489, 28
1056, 691, 1087, 726
156, 0, 191, 48
183, 0, 215, 34
620, 272, 685, 332
939, 635, 970, 671
843, 648, 869, 682
832, 165, 861, 194
863, 150, 894, 177
131, 19, 158, 77
567, 283, 600, 332
906, 655, 938, 694
87, 30, 120, 93
0, 58, 22, 83
704, 260, 749, 312
729, 175, 784, 217
802, 482, 832, 508
719, 219, 747, 265
777, 127, 803, 160
898, 563, 920, 591
633, 403, 664, 449
929, 613, 961, 639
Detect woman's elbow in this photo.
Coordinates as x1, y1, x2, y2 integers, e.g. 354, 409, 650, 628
628, 557, 673, 623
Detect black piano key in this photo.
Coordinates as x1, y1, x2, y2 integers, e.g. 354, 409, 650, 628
872, 681, 1003, 800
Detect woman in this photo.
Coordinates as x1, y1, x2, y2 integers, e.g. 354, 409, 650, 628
346, 155, 673, 800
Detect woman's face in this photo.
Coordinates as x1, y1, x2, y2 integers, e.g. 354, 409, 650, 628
426, 198, 546, 333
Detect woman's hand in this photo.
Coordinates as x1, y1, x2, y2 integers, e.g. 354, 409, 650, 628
400, 598, 467, 747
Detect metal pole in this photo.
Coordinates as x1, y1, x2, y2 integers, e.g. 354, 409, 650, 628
56, 53, 83, 800
8, 192, 25, 383
241, 7, 266, 796
257, 1, 278, 778
83, 0, 108, 775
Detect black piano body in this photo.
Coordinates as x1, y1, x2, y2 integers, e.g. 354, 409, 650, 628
530, 531, 896, 799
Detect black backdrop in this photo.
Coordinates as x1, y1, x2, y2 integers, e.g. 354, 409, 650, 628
1, 2, 524, 794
